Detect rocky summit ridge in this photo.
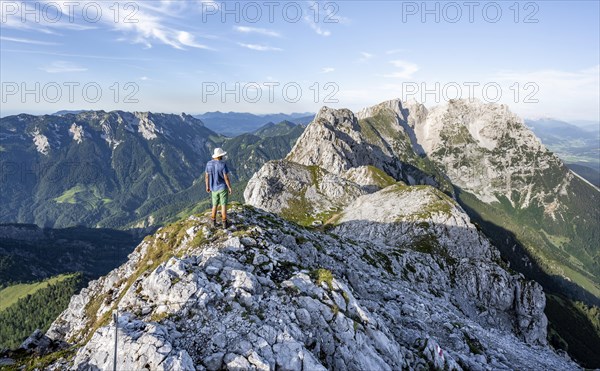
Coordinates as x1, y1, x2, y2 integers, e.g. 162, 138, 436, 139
37, 203, 575, 370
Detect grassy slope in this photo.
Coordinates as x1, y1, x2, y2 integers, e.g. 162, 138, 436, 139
54, 184, 113, 210
0, 273, 82, 350
0, 274, 75, 311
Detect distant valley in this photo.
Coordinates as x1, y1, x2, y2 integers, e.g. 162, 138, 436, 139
526, 118, 600, 187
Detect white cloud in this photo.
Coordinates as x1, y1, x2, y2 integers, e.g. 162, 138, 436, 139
1, 2, 96, 33
177, 31, 213, 49
238, 43, 283, 52
138, 0, 188, 15
321, 67, 335, 73
109, 7, 214, 50
234, 26, 281, 37
0, 36, 59, 45
2, 0, 215, 51
39, 61, 87, 73
304, 16, 331, 36
384, 60, 420, 79
385, 49, 407, 55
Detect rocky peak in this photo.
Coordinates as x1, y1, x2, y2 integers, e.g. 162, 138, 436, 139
285, 103, 448, 191
286, 106, 366, 174
354, 98, 583, 208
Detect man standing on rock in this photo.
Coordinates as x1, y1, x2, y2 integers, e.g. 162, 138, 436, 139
205, 148, 233, 229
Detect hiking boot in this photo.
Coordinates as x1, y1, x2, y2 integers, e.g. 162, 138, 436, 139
211, 219, 217, 228
222, 219, 228, 229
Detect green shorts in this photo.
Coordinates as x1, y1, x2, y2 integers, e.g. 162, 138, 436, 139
211, 189, 228, 206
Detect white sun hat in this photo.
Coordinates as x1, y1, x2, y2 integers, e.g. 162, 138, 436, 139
212, 147, 227, 158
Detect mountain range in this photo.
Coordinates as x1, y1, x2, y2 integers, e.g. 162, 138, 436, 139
194, 111, 314, 137
0, 112, 304, 230
1, 100, 598, 369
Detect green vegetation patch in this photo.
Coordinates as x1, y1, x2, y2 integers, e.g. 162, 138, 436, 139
311, 268, 334, 290
365, 165, 397, 188
362, 250, 395, 275
8, 346, 79, 371
0, 274, 75, 311
410, 233, 457, 266
357, 108, 399, 146
280, 164, 327, 226
458, 190, 600, 298
280, 192, 313, 226
384, 183, 456, 220
0, 273, 82, 349
54, 184, 112, 210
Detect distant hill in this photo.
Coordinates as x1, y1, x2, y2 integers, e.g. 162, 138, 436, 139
52, 110, 89, 116
0, 111, 219, 229
526, 118, 597, 141
252, 120, 299, 137
571, 120, 600, 134
194, 111, 313, 136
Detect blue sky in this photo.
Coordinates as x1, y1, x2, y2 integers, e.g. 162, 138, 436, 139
1, 0, 599, 121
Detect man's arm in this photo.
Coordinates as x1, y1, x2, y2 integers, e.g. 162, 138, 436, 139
224, 173, 232, 194
205, 172, 210, 193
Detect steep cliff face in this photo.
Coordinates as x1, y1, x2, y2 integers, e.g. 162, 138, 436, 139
390, 98, 563, 206
39, 205, 575, 370
332, 184, 547, 345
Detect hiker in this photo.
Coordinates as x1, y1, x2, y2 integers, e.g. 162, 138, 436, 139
205, 148, 233, 229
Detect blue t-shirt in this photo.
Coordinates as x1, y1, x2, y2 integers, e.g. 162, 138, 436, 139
205, 159, 229, 191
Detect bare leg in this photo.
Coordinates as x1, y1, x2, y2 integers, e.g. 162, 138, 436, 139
211, 205, 218, 220
221, 205, 227, 221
